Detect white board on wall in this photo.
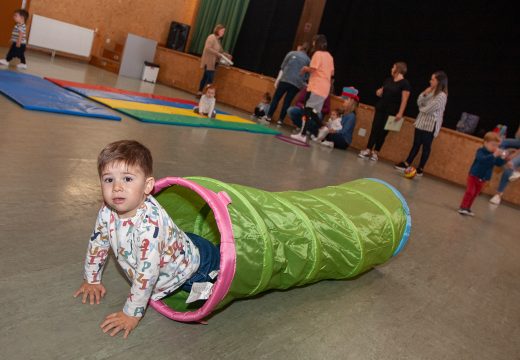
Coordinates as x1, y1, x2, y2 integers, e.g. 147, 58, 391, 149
28, 14, 94, 57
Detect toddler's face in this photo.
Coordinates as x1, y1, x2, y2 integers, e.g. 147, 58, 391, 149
331, 111, 339, 119
100, 162, 154, 218
13, 13, 24, 24
206, 89, 215, 98
484, 140, 499, 153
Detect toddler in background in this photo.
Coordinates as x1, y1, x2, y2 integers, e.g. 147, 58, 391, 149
254, 92, 272, 118
458, 132, 506, 216
74, 140, 220, 338
0, 9, 29, 69
194, 85, 217, 118
311, 108, 343, 143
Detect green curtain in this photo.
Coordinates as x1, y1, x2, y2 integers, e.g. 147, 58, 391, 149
189, 0, 250, 55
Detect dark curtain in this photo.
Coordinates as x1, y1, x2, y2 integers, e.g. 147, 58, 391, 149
320, 0, 520, 137
189, 0, 250, 54
233, 0, 305, 77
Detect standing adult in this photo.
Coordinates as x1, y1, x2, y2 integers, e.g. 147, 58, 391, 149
263, 43, 310, 125
291, 34, 334, 143
197, 24, 230, 96
395, 71, 449, 176
358, 62, 411, 161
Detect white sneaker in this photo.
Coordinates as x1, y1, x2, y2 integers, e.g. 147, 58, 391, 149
321, 140, 334, 148
509, 171, 520, 182
17, 63, 27, 70
0, 59, 8, 66
489, 194, 502, 205
310, 135, 319, 142
458, 208, 475, 216
370, 153, 379, 161
290, 133, 307, 143
262, 116, 272, 122
358, 149, 371, 159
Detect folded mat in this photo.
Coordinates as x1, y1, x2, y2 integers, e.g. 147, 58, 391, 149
0, 71, 120, 120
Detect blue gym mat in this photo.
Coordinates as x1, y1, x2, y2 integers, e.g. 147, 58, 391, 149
0, 70, 121, 120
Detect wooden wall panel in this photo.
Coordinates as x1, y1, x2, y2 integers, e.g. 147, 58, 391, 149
28, 0, 199, 45
154, 46, 520, 205
293, 0, 327, 48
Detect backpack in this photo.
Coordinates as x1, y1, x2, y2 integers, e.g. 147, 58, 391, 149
456, 112, 479, 134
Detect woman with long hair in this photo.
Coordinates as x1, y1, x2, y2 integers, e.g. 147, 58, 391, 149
197, 24, 230, 96
395, 71, 448, 176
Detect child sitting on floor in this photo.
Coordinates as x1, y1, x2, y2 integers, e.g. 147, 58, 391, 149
311, 108, 343, 143
194, 84, 217, 118
458, 132, 506, 216
253, 92, 272, 118
74, 140, 219, 338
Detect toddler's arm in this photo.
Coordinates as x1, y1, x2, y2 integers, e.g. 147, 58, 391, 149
74, 209, 110, 304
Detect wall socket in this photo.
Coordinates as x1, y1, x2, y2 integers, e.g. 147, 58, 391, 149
358, 128, 367, 137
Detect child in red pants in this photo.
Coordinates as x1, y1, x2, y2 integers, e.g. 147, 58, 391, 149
458, 132, 506, 216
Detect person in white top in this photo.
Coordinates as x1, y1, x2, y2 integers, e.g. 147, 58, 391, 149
194, 85, 217, 118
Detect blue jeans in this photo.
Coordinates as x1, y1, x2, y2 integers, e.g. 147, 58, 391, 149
287, 106, 304, 127
198, 66, 215, 91
497, 138, 520, 193
181, 233, 220, 292
267, 81, 300, 121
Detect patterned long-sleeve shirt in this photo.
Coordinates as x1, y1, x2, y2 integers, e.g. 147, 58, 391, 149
84, 195, 200, 317
414, 91, 448, 137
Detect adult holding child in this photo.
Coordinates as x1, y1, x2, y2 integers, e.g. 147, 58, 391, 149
395, 71, 448, 176
197, 24, 232, 96
290, 34, 334, 143
358, 62, 411, 161
263, 43, 310, 125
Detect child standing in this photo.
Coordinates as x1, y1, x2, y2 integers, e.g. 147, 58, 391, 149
74, 140, 220, 338
0, 9, 29, 70
311, 108, 343, 143
458, 132, 506, 216
253, 92, 272, 118
194, 85, 217, 118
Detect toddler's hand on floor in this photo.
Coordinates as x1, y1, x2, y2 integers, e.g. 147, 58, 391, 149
73, 281, 106, 305
101, 311, 140, 339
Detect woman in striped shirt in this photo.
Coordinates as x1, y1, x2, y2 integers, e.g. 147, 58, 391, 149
395, 71, 448, 176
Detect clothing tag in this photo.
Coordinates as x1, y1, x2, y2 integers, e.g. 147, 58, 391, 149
209, 270, 219, 280
186, 282, 214, 303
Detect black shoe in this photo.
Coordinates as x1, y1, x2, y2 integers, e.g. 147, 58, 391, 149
394, 162, 408, 171
416, 168, 424, 177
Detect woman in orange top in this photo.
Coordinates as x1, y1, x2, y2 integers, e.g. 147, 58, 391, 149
291, 35, 334, 143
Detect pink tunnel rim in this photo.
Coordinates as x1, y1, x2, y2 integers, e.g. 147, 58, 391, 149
148, 177, 236, 322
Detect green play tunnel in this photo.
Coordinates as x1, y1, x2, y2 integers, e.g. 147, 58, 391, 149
149, 177, 411, 322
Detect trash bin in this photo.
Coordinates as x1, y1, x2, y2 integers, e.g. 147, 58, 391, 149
142, 61, 160, 83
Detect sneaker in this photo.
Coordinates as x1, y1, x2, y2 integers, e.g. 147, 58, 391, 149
276, 120, 283, 126
290, 133, 307, 143
0, 59, 8, 66
369, 153, 379, 161
321, 140, 334, 148
509, 171, 520, 182
358, 149, 371, 159
489, 194, 502, 205
416, 168, 424, 177
394, 162, 408, 171
310, 135, 319, 142
458, 208, 475, 216
262, 116, 272, 123
16, 63, 27, 70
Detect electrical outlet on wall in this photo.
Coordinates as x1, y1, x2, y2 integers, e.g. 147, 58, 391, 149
106, 38, 111, 44
358, 128, 367, 137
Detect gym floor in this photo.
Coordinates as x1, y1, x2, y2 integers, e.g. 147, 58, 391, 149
1, 49, 518, 360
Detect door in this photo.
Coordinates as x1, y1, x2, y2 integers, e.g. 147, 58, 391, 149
0, 0, 25, 44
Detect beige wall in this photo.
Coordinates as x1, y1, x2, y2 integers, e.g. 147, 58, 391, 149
155, 46, 520, 205
28, 0, 199, 45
